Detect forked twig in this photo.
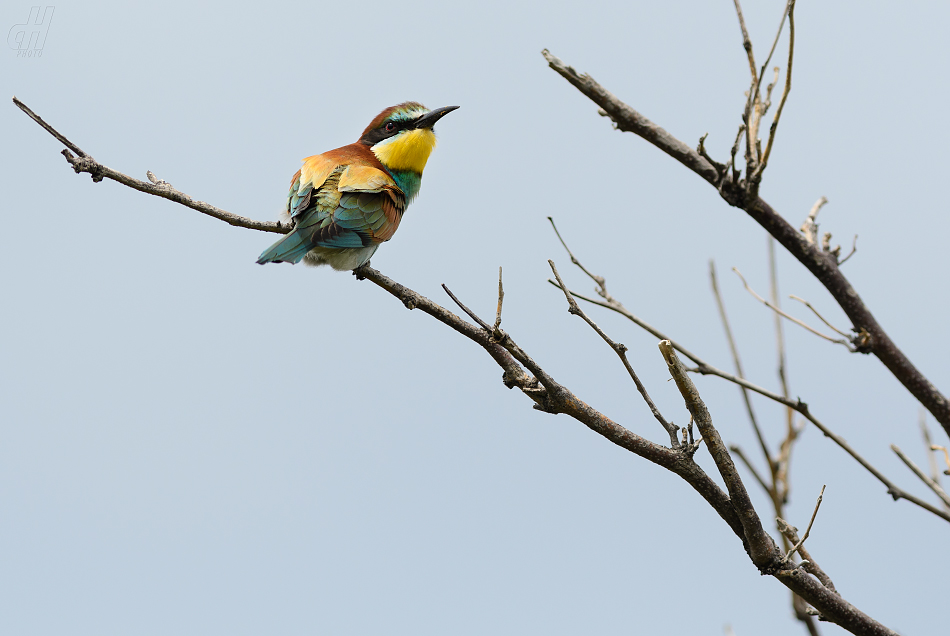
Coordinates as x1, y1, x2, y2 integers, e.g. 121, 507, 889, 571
891, 445, 950, 509
549, 260, 681, 448
548, 226, 950, 524
776, 517, 837, 594
789, 295, 851, 338
733, 268, 856, 351
838, 236, 858, 266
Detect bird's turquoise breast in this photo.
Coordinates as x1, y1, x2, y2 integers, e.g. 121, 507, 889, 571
387, 169, 422, 202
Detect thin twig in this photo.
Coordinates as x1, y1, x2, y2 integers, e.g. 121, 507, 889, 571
733, 268, 856, 351
732, 0, 758, 84
711, 260, 772, 470
777, 517, 837, 594
756, 0, 795, 179
788, 296, 851, 338
751, 0, 792, 113
12, 97, 285, 234
549, 275, 950, 523
13, 96, 89, 157
697, 133, 726, 175
547, 217, 608, 293
768, 238, 793, 437
934, 445, 950, 476
891, 445, 950, 509
730, 445, 771, 494
549, 260, 680, 448
494, 266, 505, 333
542, 49, 950, 436
787, 485, 825, 559
920, 411, 941, 486
442, 284, 492, 331
838, 235, 858, 266
801, 196, 828, 246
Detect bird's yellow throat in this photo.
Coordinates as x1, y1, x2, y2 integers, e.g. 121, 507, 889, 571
372, 128, 437, 174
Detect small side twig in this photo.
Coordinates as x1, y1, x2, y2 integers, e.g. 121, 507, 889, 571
891, 445, 950, 509
547, 217, 609, 296
730, 444, 771, 494
551, 267, 950, 523
549, 260, 681, 449
934, 445, 950, 476
442, 284, 492, 331
733, 268, 856, 351
788, 295, 851, 338
801, 196, 828, 246
752, 0, 796, 185
711, 260, 772, 470
777, 516, 837, 594
732, 0, 758, 84
12, 97, 285, 234
787, 485, 826, 560
493, 266, 505, 335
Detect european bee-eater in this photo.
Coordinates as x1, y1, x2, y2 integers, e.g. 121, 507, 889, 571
256, 102, 458, 270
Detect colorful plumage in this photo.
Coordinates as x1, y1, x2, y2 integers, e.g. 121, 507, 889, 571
256, 102, 458, 270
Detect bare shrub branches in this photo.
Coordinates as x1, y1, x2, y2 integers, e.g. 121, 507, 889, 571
541, 35, 950, 437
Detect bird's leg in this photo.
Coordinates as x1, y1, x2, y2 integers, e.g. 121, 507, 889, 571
353, 261, 371, 280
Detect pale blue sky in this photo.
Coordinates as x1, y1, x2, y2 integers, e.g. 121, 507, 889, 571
2, 2, 948, 634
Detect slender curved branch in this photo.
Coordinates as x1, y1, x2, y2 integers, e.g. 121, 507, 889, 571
733, 267, 856, 351
548, 256, 950, 523
541, 50, 950, 438
12, 96, 286, 234
891, 445, 950, 509
548, 260, 681, 448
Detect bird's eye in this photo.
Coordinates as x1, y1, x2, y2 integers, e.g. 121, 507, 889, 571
385, 122, 396, 132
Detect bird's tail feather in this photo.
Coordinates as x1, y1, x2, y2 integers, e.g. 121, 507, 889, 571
256, 231, 311, 265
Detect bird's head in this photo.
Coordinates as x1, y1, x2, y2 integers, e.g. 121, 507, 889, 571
360, 102, 459, 174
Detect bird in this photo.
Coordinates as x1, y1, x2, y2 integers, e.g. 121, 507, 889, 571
256, 102, 458, 271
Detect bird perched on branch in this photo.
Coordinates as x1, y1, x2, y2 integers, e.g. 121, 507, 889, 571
256, 102, 458, 271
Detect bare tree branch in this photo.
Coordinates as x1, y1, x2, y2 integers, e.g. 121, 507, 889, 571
732, 0, 758, 85
753, 0, 795, 185
891, 445, 950, 509
493, 266, 505, 333
733, 268, 856, 350
548, 260, 681, 448
777, 517, 837, 594
711, 261, 772, 471
549, 243, 950, 524
12, 97, 286, 234
786, 485, 826, 560
730, 444, 771, 494
659, 341, 777, 568
801, 196, 828, 246
789, 295, 851, 338
540, 50, 950, 438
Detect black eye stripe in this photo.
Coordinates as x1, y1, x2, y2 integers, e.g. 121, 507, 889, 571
361, 114, 423, 146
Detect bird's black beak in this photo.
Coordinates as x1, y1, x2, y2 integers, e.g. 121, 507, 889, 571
413, 105, 459, 130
